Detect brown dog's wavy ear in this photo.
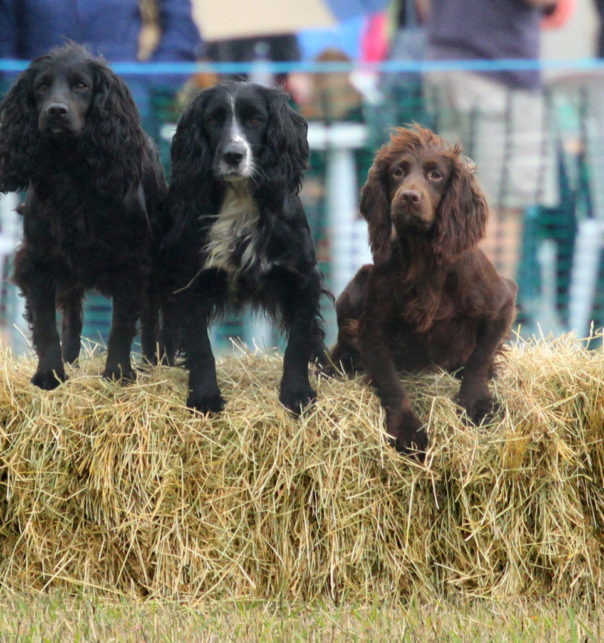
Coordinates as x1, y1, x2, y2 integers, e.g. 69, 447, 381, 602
360, 155, 392, 265
433, 155, 489, 261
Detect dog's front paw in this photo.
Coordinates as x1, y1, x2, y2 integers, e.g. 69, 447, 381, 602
31, 368, 66, 390
315, 357, 338, 378
457, 377, 498, 426
187, 390, 226, 415
320, 344, 362, 378
460, 394, 496, 426
103, 364, 136, 384
279, 383, 317, 415
387, 410, 428, 459
61, 341, 80, 365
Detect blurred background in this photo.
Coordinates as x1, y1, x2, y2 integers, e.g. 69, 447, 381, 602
1, 0, 603, 356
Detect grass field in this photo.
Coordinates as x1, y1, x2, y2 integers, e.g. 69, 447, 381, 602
0, 592, 602, 641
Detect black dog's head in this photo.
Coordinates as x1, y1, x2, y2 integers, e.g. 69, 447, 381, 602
170, 81, 309, 202
0, 42, 145, 195
31, 45, 95, 139
203, 82, 265, 182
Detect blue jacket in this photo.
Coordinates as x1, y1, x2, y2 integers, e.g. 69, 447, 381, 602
0, 0, 202, 63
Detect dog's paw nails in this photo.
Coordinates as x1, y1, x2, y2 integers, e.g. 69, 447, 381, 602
31, 369, 66, 390
471, 401, 497, 426
103, 366, 136, 384
387, 411, 428, 460
187, 392, 226, 415
458, 395, 496, 426
315, 360, 337, 377
391, 429, 428, 461
279, 385, 317, 416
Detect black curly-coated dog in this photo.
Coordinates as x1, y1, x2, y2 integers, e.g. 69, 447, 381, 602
162, 81, 326, 414
0, 43, 169, 388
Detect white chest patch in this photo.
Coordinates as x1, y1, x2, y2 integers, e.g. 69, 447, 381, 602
203, 185, 263, 275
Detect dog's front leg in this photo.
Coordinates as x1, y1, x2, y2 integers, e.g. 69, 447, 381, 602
157, 298, 180, 366
182, 298, 224, 414
140, 289, 160, 365
103, 282, 140, 382
457, 285, 516, 425
59, 289, 83, 364
26, 272, 65, 389
280, 309, 317, 414
357, 309, 427, 457
278, 272, 323, 414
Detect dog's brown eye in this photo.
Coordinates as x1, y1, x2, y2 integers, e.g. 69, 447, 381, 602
392, 167, 404, 178
428, 170, 442, 181
73, 81, 88, 91
248, 116, 260, 126
36, 83, 49, 93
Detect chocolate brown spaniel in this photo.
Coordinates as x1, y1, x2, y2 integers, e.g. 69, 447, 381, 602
330, 125, 517, 456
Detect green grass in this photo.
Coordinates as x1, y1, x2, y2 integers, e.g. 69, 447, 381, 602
0, 592, 601, 642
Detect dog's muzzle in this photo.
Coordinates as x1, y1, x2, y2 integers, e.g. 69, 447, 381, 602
217, 141, 251, 179
392, 188, 433, 228
39, 102, 79, 136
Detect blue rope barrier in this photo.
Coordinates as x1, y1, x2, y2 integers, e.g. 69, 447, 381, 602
2, 57, 604, 75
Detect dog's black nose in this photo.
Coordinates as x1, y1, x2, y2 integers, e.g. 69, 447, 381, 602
223, 147, 245, 167
400, 189, 421, 204
46, 103, 69, 119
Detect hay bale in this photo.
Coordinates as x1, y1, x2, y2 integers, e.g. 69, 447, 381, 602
0, 335, 602, 603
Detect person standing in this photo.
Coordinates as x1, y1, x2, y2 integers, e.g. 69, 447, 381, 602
423, 0, 558, 280
0, 0, 203, 119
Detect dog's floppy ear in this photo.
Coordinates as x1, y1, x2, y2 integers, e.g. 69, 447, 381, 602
263, 88, 309, 194
0, 65, 41, 192
433, 155, 488, 261
84, 62, 145, 197
169, 91, 213, 202
161, 89, 216, 258
360, 153, 393, 265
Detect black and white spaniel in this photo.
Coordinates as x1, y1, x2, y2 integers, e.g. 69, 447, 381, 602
163, 81, 325, 414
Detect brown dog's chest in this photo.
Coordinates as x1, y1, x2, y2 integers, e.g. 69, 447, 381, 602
388, 313, 478, 372
391, 278, 457, 328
